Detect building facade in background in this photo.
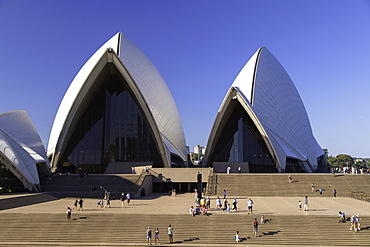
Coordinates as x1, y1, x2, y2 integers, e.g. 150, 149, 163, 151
203, 47, 325, 173
0, 110, 49, 192
47, 32, 188, 174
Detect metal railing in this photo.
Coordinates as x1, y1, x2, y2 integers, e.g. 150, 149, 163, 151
350, 191, 370, 202
146, 168, 170, 183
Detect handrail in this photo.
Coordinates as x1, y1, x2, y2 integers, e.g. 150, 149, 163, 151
206, 169, 214, 195
147, 168, 170, 182
134, 169, 147, 185
350, 191, 370, 202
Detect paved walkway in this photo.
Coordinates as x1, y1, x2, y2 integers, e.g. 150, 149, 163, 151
1, 192, 369, 217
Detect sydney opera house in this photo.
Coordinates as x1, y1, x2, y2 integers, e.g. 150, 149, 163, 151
47, 32, 188, 173
0, 33, 325, 192
203, 47, 324, 173
0, 111, 50, 192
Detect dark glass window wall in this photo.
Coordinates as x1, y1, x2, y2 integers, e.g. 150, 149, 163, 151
208, 103, 275, 170
59, 66, 162, 173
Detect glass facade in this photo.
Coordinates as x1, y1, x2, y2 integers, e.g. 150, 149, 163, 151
208, 103, 276, 172
59, 65, 162, 173
0, 162, 28, 193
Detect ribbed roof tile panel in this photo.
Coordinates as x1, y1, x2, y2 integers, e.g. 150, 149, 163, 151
0, 110, 48, 189
119, 35, 187, 159
230, 47, 323, 170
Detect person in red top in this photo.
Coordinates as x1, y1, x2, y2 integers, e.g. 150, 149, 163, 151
252, 218, 259, 237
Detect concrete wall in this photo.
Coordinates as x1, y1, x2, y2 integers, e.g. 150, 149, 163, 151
213, 162, 249, 173
134, 175, 153, 198
105, 162, 152, 174
150, 168, 212, 182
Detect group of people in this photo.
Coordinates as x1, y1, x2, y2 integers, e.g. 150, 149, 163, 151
311, 182, 338, 197
214, 196, 239, 213
67, 197, 84, 220
73, 198, 84, 211
146, 225, 173, 245
226, 166, 243, 174
145, 227, 160, 245
95, 191, 131, 208
298, 196, 309, 211
190, 195, 211, 216
338, 212, 361, 232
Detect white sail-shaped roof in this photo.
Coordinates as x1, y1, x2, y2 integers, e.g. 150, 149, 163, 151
205, 47, 323, 171
47, 32, 187, 167
0, 110, 49, 191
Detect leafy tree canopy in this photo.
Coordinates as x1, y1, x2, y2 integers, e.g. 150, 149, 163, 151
327, 154, 354, 167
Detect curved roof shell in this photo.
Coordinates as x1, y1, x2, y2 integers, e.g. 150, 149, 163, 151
47, 33, 187, 167
205, 47, 323, 171
0, 110, 49, 191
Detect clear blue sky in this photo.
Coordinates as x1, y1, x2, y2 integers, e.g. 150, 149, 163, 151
1, 1, 369, 158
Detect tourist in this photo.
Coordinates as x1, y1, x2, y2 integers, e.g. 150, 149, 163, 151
252, 218, 259, 237
355, 215, 361, 231
226, 203, 231, 213
298, 200, 302, 210
226, 166, 230, 174
104, 195, 111, 208
350, 215, 356, 231
78, 198, 84, 211
260, 215, 265, 224
216, 197, 222, 210
66, 207, 72, 220
154, 228, 160, 245
146, 226, 152, 245
232, 198, 238, 212
206, 197, 211, 209
189, 206, 195, 217
303, 196, 309, 211
73, 199, 78, 210
223, 198, 229, 211
126, 192, 131, 205
168, 225, 174, 244
120, 193, 126, 207
338, 211, 346, 223
234, 230, 241, 242
223, 189, 227, 199
96, 199, 103, 208
311, 183, 315, 192
333, 188, 337, 198
248, 198, 254, 214
319, 188, 323, 197
288, 175, 292, 183
200, 197, 205, 208
238, 166, 242, 174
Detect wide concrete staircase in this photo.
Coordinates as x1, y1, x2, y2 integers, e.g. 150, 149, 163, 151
41, 174, 140, 199
0, 213, 369, 246
212, 174, 370, 197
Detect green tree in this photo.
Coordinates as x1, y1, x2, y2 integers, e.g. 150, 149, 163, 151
327, 154, 354, 168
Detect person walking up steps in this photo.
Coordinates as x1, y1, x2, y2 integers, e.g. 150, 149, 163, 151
252, 218, 259, 237
168, 225, 174, 244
